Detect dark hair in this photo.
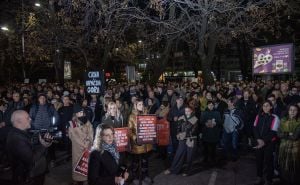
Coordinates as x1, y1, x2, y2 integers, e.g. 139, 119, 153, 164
207, 100, 214, 105
185, 105, 194, 112
267, 94, 276, 99
286, 104, 300, 120
100, 124, 115, 135
227, 97, 238, 106
260, 100, 273, 114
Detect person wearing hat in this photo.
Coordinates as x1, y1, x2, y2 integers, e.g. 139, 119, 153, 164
68, 104, 94, 185
29, 93, 59, 166
29, 93, 59, 130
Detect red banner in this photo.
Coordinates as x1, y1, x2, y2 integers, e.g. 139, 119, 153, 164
114, 127, 129, 152
74, 149, 90, 176
137, 115, 157, 145
156, 119, 170, 146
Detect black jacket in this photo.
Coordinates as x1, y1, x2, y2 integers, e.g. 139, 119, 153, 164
253, 113, 280, 145
58, 105, 73, 132
237, 98, 257, 125
88, 150, 119, 185
6, 127, 47, 184
200, 109, 222, 143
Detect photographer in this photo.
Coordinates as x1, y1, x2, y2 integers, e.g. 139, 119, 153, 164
6, 110, 53, 185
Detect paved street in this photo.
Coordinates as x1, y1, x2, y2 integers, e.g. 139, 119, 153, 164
43, 152, 260, 185
1, 150, 282, 185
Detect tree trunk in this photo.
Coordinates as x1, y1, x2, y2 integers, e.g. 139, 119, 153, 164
198, 35, 217, 85
237, 39, 248, 80
148, 39, 174, 84
54, 50, 64, 84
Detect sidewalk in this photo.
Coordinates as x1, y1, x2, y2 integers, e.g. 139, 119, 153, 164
153, 155, 257, 185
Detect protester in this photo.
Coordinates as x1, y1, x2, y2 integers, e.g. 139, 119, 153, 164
4, 92, 24, 126
164, 106, 198, 176
6, 110, 53, 185
237, 90, 257, 148
128, 99, 152, 184
278, 104, 300, 185
222, 97, 244, 161
200, 101, 222, 165
101, 101, 124, 128
253, 100, 280, 185
88, 124, 129, 185
68, 104, 94, 185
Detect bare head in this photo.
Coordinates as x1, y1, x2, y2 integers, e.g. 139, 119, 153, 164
11, 110, 31, 130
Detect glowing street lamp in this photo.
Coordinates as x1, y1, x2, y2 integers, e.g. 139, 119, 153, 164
138, 40, 142, 43
35, 3, 41, 7
1, 26, 9, 31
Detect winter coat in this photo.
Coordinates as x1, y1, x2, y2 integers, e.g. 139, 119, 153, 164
253, 113, 280, 145
176, 114, 198, 139
6, 127, 47, 184
68, 119, 94, 182
236, 98, 257, 126
88, 150, 120, 185
29, 103, 59, 129
278, 118, 300, 184
101, 114, 124, 128
200, 109, 222, 143
128, 110, 153, 154
223, 108, 244, 133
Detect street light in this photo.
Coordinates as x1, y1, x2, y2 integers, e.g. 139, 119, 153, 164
35, 3, 41, 7
1, 26, 9, 31
138, 40, 142, 43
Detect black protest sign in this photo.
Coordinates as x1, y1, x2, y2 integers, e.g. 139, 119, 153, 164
84, 71, 104, 95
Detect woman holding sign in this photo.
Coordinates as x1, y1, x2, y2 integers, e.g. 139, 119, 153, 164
128, 98, 153, 184
69, 104, 94, 185
88, 124, 129, 185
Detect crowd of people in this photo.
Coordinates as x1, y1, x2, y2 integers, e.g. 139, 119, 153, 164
0, 79, 299, 185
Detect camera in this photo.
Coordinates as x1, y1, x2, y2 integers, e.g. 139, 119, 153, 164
29, 127, 63, 144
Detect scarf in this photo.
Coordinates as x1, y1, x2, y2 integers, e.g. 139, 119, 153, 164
102, 142, 120, 164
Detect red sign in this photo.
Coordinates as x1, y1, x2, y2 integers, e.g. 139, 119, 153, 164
137, 115, 157, 145
156, 119, 170, 146
74, 149, 90, 176
114, 127, 129, 152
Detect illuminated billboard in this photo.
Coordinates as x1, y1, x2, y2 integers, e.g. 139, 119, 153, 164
252, 43, 294, 74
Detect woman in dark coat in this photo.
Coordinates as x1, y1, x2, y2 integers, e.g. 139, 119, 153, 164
164, 106, 198, 176
88, 124, 129, 185
200, 101, 222, 165
253, 100, 280, 185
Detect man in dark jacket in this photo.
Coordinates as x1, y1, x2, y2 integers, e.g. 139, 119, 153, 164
200, 101, 222, 165
4, 92, 25, 127
6, 110, 52, 185
58, 95, 73, 154
237, 90, 257, 147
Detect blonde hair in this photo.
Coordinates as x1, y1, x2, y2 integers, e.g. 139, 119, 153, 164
91, 124, 114, 152
105, 101, 121, 118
